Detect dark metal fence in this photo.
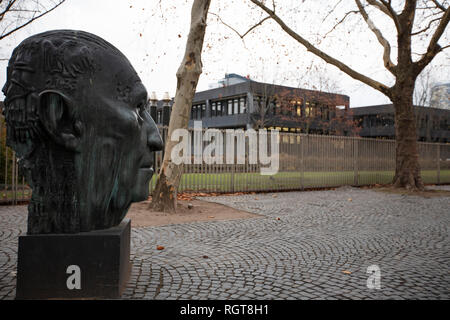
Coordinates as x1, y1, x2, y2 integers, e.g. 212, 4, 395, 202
0, 119, 448, 205
150, 126, 449, 193
0, 116, 31, 204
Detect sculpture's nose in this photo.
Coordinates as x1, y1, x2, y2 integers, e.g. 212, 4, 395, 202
148, 129, 163, 151
146, 117, 164, 152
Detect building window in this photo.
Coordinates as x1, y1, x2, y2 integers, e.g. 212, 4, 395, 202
234, 99, 239, 114
268, 100, 274, 115
217, 101, 222, 116
331, 109, 336, 119
195, 105, 201, 119
311, 103, 318, 117
322, 106, 329, 120
275, 101, 281, 115
201, 104, 206, 118
211, 102, 216, 117
239, 97, 246, 114
228, 100, 233, 115
370, 116, 376, 127
305, 102, 312, 117
157, 110, 162, 123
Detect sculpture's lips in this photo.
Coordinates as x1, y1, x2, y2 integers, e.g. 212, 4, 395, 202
139, 166, 154, 174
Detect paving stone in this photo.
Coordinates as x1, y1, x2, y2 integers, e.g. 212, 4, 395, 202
0, 186, 449, 300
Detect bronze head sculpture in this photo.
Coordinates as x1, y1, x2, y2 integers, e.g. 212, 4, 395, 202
2, 30, 163, 234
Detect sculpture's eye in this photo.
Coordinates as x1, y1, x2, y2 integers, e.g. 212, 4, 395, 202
136, 100, 147, 114
136, 100, 147, 125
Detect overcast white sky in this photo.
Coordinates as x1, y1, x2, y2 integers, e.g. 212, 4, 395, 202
0, 0, 448, 107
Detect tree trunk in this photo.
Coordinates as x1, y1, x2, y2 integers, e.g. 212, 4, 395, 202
391, 83, 424, 190
150, 0, 211, 212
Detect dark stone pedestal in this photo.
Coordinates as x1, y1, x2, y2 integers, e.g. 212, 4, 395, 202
16, 219, 131, 300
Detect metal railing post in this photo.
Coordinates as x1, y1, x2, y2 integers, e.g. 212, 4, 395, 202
437, 144, 440, 185
353, 138, 359, 186
300, 134, 305, 190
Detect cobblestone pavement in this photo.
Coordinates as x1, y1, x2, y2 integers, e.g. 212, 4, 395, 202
1, 186, 449, 300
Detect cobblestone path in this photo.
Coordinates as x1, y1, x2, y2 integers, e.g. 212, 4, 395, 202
1, 186, 449, 299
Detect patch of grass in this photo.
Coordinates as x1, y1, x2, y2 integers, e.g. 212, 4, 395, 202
0, 188, 31, 202
149, 170, 450, 193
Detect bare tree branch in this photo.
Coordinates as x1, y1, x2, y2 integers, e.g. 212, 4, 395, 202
430, 0, 447, 11
0, 0, 18, 20
0, 0, 65, 41
414, 5, 450, 73
412, 16, 442, 35
355, 0, 397, 74
249, 0, 392, 97
210, 11, 270, 39
322, 9, 359, 39
321, 0, 344, 24
367, 0, 401, 30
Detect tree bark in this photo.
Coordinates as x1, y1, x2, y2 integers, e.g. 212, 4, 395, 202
391, 82, 424, 190
150, 0, 211, 212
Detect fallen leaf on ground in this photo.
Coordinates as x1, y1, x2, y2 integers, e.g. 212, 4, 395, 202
156, 245, 165, 250
342, 270, 352, 274
347, 198, 352, 202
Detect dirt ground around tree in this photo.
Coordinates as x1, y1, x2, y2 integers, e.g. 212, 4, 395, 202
127, 196, 260, 228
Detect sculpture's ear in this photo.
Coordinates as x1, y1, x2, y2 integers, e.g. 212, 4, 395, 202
38, 91, 81, 152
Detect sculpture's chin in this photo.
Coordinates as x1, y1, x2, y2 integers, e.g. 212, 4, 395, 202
131, 168, 154, 202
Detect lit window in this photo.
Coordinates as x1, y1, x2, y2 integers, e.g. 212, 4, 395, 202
234, 99, 239, 114
290, 135, 295, 144
239, 97, 246, 114
305, 105, 311, 117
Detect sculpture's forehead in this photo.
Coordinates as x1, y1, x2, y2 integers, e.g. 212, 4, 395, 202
94, 53, 147, 103
4, 34, 147, 103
